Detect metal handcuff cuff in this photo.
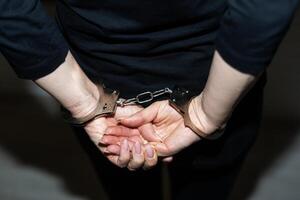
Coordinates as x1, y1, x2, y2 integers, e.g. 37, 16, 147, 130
61, 84, 227, 140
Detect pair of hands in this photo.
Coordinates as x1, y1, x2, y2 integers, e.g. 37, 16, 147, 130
83, 99, 206, 171
36, 51, 243, 171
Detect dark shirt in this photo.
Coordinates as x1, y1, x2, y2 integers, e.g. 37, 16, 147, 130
0, 0, 299, 96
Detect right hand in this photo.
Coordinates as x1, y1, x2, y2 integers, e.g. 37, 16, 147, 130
104, 100, 202, 162
82, 104, 162, 169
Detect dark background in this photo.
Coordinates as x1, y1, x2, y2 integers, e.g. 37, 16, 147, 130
0, 1, 299, 199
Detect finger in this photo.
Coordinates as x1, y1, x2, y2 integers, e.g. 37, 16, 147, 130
99, 145, 121, 166
99, 135, 124, 145
153, 127, 201, 157
106, 144, 121, 155
152, 142, 170, 157
130, 135, 145, 144
106, 155, 121, 166
106, 125, 140, 137
99, 146, 110, 154
84, 117, 108, 143
138, 123, 162, 142
100, 134, 144, 146
117, 139, 131, 168
143, 144, 158, 170
120, 103, 160, 128
106, 140, 135, 155
114, 105, 143, 119
127, 141, 145, 171
127, 139, 135, 150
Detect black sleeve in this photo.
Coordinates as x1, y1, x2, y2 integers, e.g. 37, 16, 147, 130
215, 0, 299, 75
0, 0, 69, 80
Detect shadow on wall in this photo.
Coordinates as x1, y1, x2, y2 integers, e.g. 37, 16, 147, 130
231, 7, 300, 200
231, 117, 300, 200
0, 71, 106, 199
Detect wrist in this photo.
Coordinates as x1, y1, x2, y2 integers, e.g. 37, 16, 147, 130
34, 51, 100, 119
65, 84, 100, 119
59, 52, 100, 114
188, 93, 227, 135
61, 84, 119, 126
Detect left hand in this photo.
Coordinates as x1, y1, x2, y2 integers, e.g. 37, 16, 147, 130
103, 99, 208, 169
86, 105, 161, 169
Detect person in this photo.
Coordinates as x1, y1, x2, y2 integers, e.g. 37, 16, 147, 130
0, 0, 299, 199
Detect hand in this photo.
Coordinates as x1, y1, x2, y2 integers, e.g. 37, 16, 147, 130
84, 105, 161, 169
119, 100, 202, 157
104, 99, 211, 169
34, 51, 161, 169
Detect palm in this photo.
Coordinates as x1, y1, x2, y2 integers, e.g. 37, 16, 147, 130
145, 101, 201, 156
150, 101, 183, 140
83, 105, 144, 165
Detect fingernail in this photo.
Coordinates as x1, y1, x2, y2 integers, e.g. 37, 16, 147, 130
135, 142, 141, 154
146, 145, 154, 158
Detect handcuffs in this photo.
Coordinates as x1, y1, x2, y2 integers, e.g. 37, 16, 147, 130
61, 84, 227, 140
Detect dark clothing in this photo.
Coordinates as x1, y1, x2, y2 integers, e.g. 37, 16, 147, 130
0, 0, 296, 199
0, 1, 68, 80
0, 0, 298, 82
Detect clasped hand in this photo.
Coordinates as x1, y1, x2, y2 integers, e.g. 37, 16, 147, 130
83, 99, 208, 171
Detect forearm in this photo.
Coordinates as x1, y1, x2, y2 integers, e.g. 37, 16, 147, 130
190, 0, 298, 135
34, 51, 99, 118
190, 51, 263, 133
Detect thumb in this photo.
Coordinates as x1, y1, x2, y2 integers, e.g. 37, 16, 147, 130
152, 142, 171, 157
120, 102, 160, 128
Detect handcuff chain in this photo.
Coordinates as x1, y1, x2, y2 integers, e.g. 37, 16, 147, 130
116, 87, 173, 107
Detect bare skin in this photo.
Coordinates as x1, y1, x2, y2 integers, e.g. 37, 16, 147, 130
102, 51, 263, 170
34, 50, 262, 171
34, 51, 159, 169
